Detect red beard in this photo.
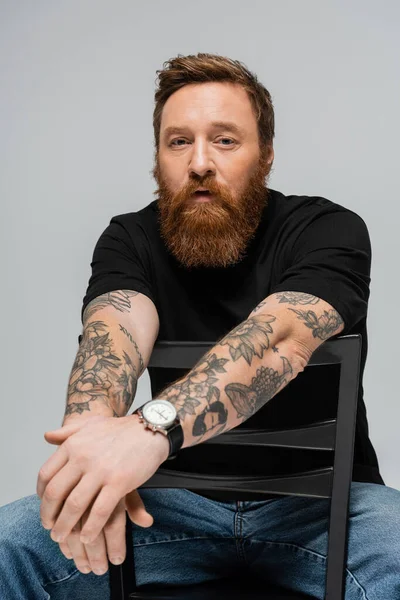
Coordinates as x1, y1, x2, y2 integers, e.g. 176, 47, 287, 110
154, 155, 271, 268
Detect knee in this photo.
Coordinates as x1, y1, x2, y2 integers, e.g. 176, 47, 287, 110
0, 494, 43, 548
350, 483, 400, 557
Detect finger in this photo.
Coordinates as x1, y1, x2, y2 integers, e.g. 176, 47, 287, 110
58, 540, 73, 560
80, 485, 122, 544
40, 463, 82, 531
103, 498, 127, 565
44, 422, 83, 443
37, 445, 69, 499
65, 520, 92, 575
83, 532, 109, 576
125, 489, 154, 528
50, 474, 102, 543
80, 505, 110, 575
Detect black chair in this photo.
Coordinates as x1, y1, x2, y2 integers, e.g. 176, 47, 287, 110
109, 334, 361, 600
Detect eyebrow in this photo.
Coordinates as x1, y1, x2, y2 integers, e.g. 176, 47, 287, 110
163, 121, 244, 138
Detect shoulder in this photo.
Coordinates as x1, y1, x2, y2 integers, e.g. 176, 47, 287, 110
269, 188, 370, 246
110, 200, 158, 231
98, 200, 159, 250
270, 187, 365, 220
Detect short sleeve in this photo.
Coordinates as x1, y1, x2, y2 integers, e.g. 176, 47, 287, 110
81, 216, 155, 323
271, 209, 371, 332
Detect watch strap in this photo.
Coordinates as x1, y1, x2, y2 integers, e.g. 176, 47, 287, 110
166, 418, 184, 460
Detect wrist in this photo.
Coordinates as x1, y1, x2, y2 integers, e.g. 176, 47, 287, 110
130, 412, 170, 463
62, 406, 117, 427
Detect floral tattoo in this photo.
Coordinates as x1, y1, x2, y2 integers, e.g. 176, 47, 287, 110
288, 308, 344, 340
218, 315, 276, 365
67, 320, 138, 416
159, 353, 230, 440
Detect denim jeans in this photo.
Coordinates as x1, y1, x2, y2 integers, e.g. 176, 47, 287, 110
0, 482, 399, 599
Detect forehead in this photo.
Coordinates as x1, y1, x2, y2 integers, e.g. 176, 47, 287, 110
160, 82, 257, 134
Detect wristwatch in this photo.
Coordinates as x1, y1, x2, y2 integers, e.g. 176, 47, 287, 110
135, 399, 184, 460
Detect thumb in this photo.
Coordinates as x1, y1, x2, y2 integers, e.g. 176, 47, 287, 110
125, 490, 154, 528
44, 415, 108, 445
44, 421, 84, 445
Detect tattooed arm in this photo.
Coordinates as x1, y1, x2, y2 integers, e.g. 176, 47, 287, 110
63, 290, 159, 426
156, 291, 344, 450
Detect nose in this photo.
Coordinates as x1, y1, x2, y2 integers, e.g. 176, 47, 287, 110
188, 139, 216, 179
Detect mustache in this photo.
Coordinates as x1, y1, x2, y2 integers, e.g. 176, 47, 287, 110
165, 177, 238, 215
183, 177, 223, 196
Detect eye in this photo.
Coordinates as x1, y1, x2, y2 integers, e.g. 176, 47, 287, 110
216, 138, 235, 146
169, 138, 189, 147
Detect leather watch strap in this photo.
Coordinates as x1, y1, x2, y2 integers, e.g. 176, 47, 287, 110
166, 419, 184, 460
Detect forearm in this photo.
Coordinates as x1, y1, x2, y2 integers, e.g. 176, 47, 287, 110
63, 312, 145, 426
156, 312, 309, 449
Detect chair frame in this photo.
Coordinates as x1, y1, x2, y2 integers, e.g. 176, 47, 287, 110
109, 334, 362, 600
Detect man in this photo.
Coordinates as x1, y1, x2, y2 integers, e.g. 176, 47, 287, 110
0, 53, 399, 599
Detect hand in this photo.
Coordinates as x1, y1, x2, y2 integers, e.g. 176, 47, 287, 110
43, 417, 156, 575
37, 414, 169, 546
59, 491, 145, 575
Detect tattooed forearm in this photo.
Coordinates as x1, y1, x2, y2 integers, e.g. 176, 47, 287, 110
225, 356, 293, 419
288, 308, 344, 340
83, 290, 139, 324
66, 320, 138, 417
157, 312, 300, 445
218, 314, 276, 366
153, 295, 344, 450
275, 292, 320, 306
119, 324, 145, 375
158, 353, 230, 439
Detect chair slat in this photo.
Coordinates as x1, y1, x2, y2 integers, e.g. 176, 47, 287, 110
202, 420, 336, 451
141, 466, 333, 499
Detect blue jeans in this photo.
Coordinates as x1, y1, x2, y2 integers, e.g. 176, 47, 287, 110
0, 483, 399, 599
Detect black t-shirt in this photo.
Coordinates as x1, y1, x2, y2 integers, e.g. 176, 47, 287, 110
81, 189, 383, 501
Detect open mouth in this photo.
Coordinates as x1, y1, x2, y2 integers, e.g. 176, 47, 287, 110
190, 190, 213, 203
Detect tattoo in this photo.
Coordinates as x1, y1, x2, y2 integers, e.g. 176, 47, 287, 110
159, 353, 229, 440
225, 356, 293, 419
119, 324, 145, 375
252, 300, 267, 313
83, 290, 139, 323
272, 346, 279, 353
218, 315, 276, 366
288, 308, 344, 340
275, 292, 320, 306
66, 320, 138, 416
112, 351, 138, 410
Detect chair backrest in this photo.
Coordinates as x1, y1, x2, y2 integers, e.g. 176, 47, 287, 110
113, 334, 361, 600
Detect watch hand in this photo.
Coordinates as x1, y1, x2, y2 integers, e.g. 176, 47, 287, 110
154, 409, 167, 420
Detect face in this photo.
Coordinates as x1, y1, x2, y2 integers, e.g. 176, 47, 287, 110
154, 82, 274, 268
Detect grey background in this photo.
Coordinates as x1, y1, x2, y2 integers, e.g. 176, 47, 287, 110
1, 0, 399, 507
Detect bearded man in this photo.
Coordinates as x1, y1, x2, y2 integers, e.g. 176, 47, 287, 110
1, 53, 399, 600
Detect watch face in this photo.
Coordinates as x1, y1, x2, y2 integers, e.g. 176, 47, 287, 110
142, 400, 177, 427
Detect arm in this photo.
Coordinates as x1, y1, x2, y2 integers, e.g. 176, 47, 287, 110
62, 289, 159, 426
158, 291, 344, 450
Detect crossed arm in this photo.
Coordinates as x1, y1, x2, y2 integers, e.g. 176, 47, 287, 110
65, 288, 344, 448
37, 288, 343, 562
